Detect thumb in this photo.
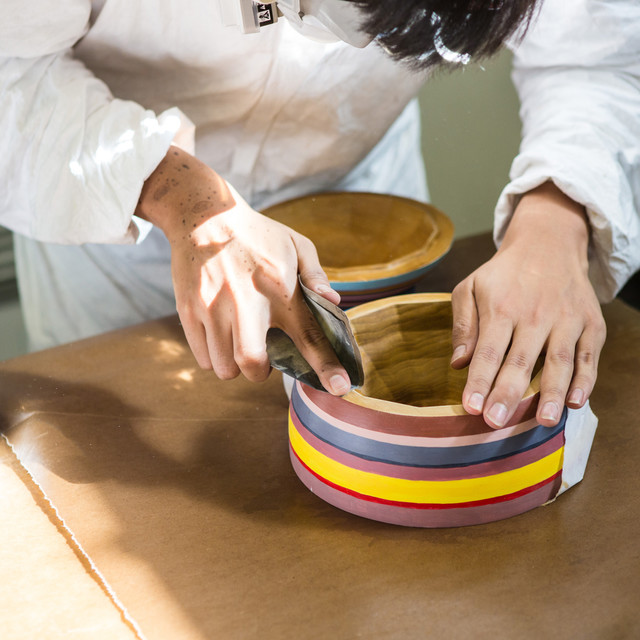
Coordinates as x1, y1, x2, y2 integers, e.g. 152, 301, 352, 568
450, 278, 479, 368
292, 232, 341, 306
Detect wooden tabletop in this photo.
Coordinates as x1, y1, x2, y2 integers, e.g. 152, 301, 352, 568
1, 233, 638, 640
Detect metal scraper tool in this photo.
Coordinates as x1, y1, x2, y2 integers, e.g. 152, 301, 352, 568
266, 279, 364, 392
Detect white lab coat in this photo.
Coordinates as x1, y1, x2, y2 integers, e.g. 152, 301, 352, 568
0, 0, 428, 349
1, 0, 639, 351
497, 0, 640, 299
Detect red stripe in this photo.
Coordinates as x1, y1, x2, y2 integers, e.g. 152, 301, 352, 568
290, 444, 563, 510
291, 454, 562, 528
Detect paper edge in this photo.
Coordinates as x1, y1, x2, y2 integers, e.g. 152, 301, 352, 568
1, 433, 148, 640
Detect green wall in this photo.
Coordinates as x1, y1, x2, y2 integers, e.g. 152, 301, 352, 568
418, 50, 522, 239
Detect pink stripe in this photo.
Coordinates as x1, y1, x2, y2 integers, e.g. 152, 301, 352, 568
296, 383, 539, 448
291, 411, 565, 481
291, 452, 563, 528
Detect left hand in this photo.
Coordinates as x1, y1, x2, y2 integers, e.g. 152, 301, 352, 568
450, 182, 607, 429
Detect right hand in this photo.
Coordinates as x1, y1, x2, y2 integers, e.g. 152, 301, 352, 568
450, 182, 606, 429
135, 147, 351, 395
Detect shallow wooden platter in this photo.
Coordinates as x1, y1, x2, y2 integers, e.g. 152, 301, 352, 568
262, 192, 454, 305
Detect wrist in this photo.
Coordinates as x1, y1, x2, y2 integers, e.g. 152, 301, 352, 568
135, 147, 235, 241
503, 182, 590, 262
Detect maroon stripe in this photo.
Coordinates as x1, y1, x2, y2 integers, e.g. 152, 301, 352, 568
291, 410, 565, 481
291, 453, 563, 528
336, 281, 415, 296
301, 384, 539, 438
337, 284, 414, 305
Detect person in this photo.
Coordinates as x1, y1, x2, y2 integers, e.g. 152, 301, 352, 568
1, 1, 637, 430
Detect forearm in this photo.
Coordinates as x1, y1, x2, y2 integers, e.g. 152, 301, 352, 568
501, 0, 640, 300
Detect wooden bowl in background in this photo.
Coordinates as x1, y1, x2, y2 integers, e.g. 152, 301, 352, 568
288, 293, 567, 528
262, 192, 454, 307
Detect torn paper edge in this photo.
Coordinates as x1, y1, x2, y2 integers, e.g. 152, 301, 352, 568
1, 433, 148, 640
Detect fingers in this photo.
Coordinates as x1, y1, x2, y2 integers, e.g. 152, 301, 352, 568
461, 313, 514, 423
540, 316, 606, 424
179, 302, 244, 378
451, 280, 479, 369
180, 290, 268, 382
284, 287, 351, 396
566, 319, 606, 408
188, 284, 349, 395
536, 319, 605, 426
205, 311, 241, 380
535, 325, 581, 427
285, 233, 349, 394
293, 232, 341, 306
483, 325, 550, 429
228, 294, 271, 383
464, 315, 605, 430
222, 293, 349, 395
178, 307, 213, 370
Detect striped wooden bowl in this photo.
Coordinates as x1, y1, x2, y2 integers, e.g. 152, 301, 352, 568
288, 293, 565, 528
262, 192, 454, 307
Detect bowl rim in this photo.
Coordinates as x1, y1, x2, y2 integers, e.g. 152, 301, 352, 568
262, 191, 455, 283
344, 293, 541, 417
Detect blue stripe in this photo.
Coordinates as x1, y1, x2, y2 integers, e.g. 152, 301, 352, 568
291, 384, 566, 468
330, 254, 446, 292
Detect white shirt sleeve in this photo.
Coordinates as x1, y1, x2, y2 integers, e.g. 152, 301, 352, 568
496, 0, 640, 301
0, 0, 194, 245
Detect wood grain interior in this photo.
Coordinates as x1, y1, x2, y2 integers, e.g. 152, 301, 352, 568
347, 294, 541, 413
262, 192, 454, 282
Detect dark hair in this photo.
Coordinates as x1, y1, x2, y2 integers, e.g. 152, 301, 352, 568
348, 0, 542, 70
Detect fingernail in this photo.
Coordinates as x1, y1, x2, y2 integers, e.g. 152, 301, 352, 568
451, 345, 466, 363
316, 284, 335, 295
329, 374, 350, 396
487, 402, 508, 428
568, 389, 584, 406
316, 284, 340, 304
468, 392, 484, 413
541, 401, 559, 423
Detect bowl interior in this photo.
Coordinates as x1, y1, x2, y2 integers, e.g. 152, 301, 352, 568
262, 192, 453, 282
347, 295, 541, 410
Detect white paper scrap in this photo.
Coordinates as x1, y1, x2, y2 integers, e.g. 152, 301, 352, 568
557, 401, 599, 497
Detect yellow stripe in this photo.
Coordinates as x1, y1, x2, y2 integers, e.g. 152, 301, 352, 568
289, 416, 563, 504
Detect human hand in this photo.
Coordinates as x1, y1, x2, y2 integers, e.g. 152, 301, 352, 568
450, 182, 606, 428
136, 147, 351, 395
